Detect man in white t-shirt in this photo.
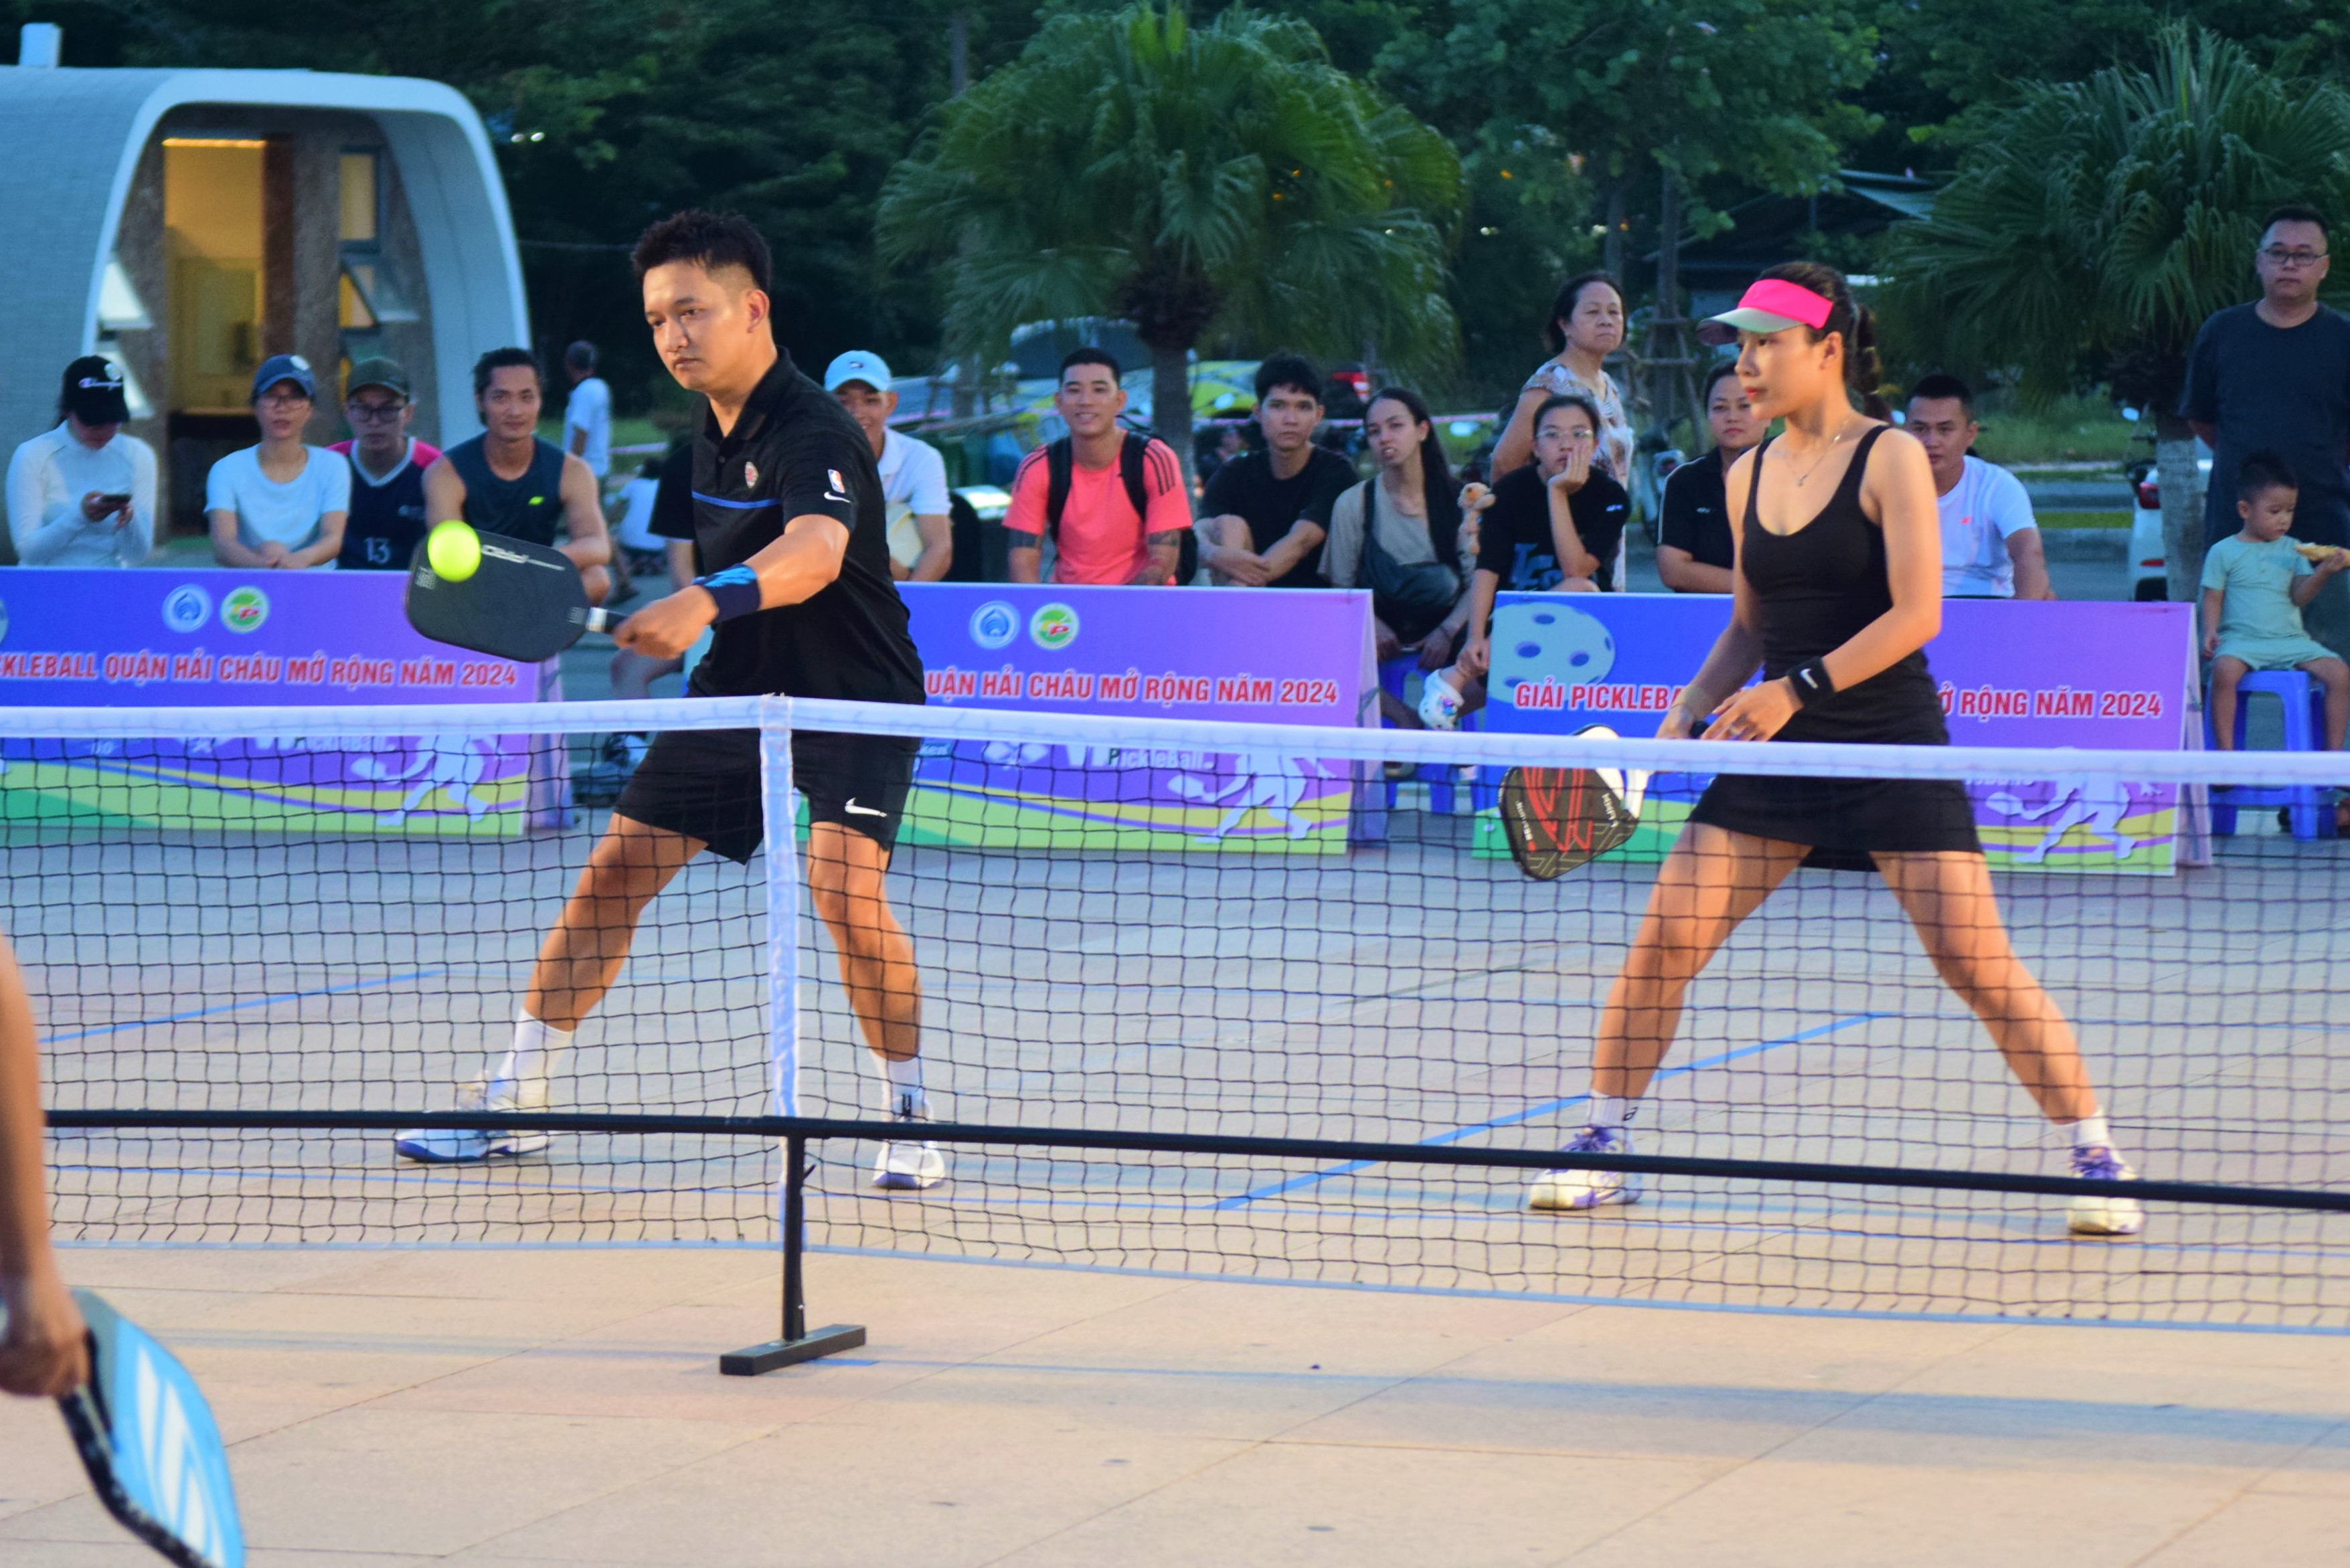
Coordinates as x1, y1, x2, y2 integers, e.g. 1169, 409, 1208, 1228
824, 349, 952, 580
5, 356, 156, 567
1908, 373, 2053, 600
205, 354, 349, 569
563, 341, 612, 481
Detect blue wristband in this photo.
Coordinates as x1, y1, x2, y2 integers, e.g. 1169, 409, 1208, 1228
694, 566, 762, 622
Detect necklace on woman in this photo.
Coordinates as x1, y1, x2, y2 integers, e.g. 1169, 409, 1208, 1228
1786, 416, 1859, 487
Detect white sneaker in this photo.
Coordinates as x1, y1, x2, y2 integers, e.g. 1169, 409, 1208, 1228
394, 1074, 551, 1164
1527, 1124, 1641, 1211
873, 1103, 947, 1191
1417, 671, 1466, 731
2066, 1145, 2145, 1237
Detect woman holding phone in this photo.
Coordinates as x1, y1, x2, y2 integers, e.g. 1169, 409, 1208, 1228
5, 357, 156, 568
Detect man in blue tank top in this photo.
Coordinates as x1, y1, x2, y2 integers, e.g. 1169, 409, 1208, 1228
423, 348, 612, 603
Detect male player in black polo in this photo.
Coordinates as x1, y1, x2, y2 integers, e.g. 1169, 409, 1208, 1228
395, 210, 939, 1188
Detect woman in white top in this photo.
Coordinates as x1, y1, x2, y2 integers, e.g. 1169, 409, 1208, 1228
5, 355, 156, 567
1491, 272, 1635, 485
206, 354, 348, 569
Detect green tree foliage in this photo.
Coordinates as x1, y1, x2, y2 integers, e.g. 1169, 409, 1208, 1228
1885, 26, 2350, 597
878, 3, 1462, 468
1865, 0, 2350, 151
1390, 0, 1874, 397
1885, 25, 2350, 404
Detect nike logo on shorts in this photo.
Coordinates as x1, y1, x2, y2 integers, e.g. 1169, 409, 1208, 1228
844, 798, 886, 816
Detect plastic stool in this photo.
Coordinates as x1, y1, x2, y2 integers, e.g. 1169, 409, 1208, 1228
2207, 670, 2333, 840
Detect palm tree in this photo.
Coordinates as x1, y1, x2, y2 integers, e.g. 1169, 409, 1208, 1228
877, 3, 1462, 482
1885, 26, 2350, 602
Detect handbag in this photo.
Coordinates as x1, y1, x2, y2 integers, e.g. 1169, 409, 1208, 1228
1357, 480, 1459, 644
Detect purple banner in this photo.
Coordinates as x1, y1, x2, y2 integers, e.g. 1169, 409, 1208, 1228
898, 584, 1377, 851
0, 569, 556, 835
1483, 596, 2199, 873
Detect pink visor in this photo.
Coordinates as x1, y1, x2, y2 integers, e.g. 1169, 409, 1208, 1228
1697, 278, 1837, 344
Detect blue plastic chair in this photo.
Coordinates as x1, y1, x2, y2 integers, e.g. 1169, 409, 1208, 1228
1377, 655, 1475, 815
2207, 669, 2334, 841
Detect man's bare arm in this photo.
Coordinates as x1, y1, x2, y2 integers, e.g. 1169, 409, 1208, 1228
908, 513, 952, 582
2007, 528, 2055, 600
1129, 529, 1184, 585
0, 934, 88, 1397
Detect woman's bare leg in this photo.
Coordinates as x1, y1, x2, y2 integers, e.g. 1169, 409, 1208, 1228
1871, 851, 2097, 1124
1592, 822, 1808, 1098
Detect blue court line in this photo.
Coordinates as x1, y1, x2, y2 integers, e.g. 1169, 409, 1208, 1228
1209, 1011, 1890, 1211
47, 968, 450, 1041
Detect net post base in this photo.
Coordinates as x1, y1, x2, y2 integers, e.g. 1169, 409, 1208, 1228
719, 1324, 866, 1377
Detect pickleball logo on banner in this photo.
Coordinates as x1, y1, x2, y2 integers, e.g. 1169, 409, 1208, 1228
162, 584, 212, 633
1028, 602, 1079, 651
220, 587, 269, 634
969, 600, 1019, 650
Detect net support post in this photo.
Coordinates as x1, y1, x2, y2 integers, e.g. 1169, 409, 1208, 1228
721, 1133, 865, 1376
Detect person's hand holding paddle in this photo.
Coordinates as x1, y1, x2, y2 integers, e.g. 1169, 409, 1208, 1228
0, 1266, 87, 1398
0, 931, 90, 1399
614, 584, 724, 661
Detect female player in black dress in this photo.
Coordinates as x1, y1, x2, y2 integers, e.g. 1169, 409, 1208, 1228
1528, 262, 2143, 1236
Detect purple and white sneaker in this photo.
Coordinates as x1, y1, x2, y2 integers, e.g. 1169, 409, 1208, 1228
1527, 1125, 1640, 1211
2066, 1146, 2145, 1237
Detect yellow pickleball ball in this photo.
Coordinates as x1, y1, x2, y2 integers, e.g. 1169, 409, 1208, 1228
426, 519, 481, 582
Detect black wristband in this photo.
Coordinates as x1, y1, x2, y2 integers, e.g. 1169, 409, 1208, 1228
1788, 659, 1836, 707
694, 567, 763, 622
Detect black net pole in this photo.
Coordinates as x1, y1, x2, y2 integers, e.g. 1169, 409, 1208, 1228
719, 1134, 864, 1375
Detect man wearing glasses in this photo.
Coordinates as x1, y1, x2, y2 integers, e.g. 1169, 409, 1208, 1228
2183, 204, 2350, 658
329, 357, 441, 571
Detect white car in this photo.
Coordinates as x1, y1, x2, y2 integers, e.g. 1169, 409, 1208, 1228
2125, 442, 2211, 601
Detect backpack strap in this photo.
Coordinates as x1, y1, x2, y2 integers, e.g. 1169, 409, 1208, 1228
1044, 436, 1074, 539
1118, 432, 1152, 529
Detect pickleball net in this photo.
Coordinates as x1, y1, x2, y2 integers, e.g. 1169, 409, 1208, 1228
19, 693, 2350, 1328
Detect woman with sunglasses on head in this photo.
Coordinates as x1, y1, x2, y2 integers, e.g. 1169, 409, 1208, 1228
1524, 262, 2144, 1239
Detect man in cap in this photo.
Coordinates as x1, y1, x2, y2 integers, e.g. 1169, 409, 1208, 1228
206, 353, 348, 568
826, 349, 952, 581
5, 355, 156, 567
329, 357, 441, 570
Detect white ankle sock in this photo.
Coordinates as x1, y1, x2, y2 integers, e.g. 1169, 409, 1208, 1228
1588, 1095, 1639, 1130
2068, 1114, 2113, 1150
880, 1054, 926, 1118
493, 1013, 571, 1086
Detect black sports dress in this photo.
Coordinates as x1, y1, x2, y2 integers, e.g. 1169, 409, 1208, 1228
1687, 424, 1980, 868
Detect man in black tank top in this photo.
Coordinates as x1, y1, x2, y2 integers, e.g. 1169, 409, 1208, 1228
422, 347, 612, 602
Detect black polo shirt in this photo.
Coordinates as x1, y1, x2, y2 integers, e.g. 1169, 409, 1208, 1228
685, 351, 924, 705
1657, 448, 1738, 574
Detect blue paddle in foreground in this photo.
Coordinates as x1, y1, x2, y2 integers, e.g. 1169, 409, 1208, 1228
54, 1288, 245, 1568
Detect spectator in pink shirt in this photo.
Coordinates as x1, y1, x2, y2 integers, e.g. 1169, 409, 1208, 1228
1004, 349, 1191, 584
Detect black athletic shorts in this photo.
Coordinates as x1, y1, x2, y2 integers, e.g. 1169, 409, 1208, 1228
612, 727, 920, 862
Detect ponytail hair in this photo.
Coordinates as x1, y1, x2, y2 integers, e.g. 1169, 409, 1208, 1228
1366, 385, 1460, 572
1757, 260, 1887, 420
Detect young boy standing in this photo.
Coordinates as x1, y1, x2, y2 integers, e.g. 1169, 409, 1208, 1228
2201, 450, 2350, 780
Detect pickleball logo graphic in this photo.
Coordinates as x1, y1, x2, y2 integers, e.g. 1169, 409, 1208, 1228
221, 586, 269, 634
161, 585, 212, 633
1028, 602, 1079, 651
969, 600, 1019, 650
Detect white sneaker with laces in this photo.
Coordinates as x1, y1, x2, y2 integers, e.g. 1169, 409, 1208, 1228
393, 1074, 551, 1164
1417, 671, 1466, 731
2066, 1145, 2145, 1237
1527, 1124, 1641, 1211
873, 1100, 947, 1190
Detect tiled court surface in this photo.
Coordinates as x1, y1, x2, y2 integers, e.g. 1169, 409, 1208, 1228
3, 1246, 2346, 1567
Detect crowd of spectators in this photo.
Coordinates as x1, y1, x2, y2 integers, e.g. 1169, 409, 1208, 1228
9, 207, 2350, 763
